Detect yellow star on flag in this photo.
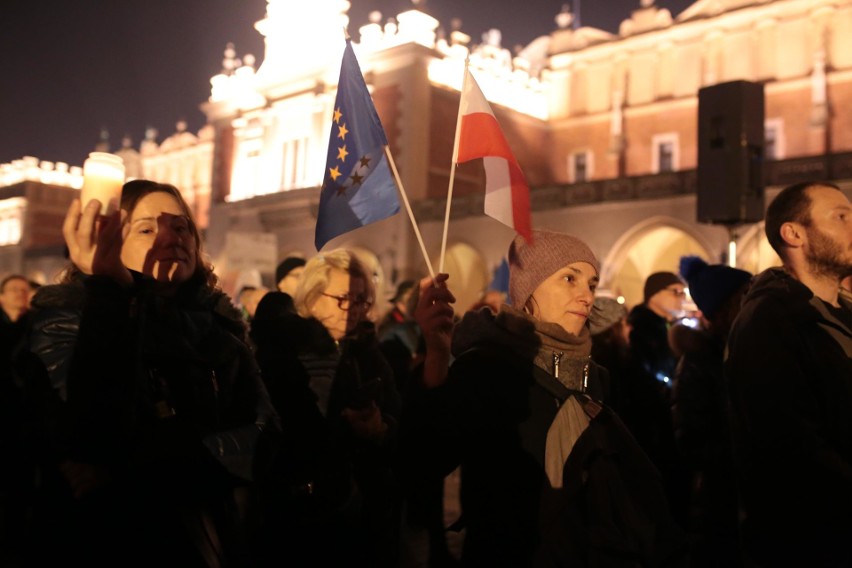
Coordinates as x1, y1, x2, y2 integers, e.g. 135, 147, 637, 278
337, 123, 348, 140
337, 145, 349, 161
350, 172, 364, 186
333, 108, 342, 124
359, 155, 371, 168
329, 166, 342, 181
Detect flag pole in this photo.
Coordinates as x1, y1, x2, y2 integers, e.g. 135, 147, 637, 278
383, 145, 436, 279
439, 59, 469, 274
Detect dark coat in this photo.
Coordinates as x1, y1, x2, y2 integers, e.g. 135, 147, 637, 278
249, 297, 401, 567
628, 303, 678, 384
0, 310, 34, 559
671, 330, 740, 567
404, 307, 610, 566
20, 274, 277, 567
725, 268, 852, 566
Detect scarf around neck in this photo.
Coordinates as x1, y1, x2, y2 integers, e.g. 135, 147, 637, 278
497, 304, 592, 392
496, 305, 593, 489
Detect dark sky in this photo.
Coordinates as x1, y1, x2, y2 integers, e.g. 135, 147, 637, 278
1, 0, 694, 167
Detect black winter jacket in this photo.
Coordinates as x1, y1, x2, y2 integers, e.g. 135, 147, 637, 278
671, 330, 740, 566
249, 295, 401, 567
628, 303, 678, 384
21, 274, 277, 566
725, 268, 852, 566
404, 307, 610, 566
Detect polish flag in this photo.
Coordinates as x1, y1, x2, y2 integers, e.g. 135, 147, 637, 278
453, 67, 532, 241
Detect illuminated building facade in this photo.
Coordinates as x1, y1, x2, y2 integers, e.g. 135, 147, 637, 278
3, 0, 852, 307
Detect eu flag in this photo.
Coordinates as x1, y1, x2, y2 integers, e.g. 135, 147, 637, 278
315, 40, 400, 250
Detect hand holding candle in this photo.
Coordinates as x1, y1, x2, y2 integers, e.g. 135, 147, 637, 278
81, 152, 125, 215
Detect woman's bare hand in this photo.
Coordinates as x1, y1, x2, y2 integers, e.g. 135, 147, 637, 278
414, 273, 456, 388
63, 198, 131, 286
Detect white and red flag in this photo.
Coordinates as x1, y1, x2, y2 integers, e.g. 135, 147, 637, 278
453, 67, 532, 242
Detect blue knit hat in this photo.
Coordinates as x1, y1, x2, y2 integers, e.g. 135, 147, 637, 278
679, 256, 752, 319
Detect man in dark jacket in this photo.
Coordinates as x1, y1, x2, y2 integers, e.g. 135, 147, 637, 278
725, 181, 852, 566
626, 272, 689, 523
0, 276, 35, 562
628, 271, 685, 386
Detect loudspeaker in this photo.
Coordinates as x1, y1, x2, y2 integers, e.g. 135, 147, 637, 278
697, 80, 765, 224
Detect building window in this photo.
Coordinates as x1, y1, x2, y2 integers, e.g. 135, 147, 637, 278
229, 137, 263, 202
764, 118, 785, 160
0, 197, 25, 246
281, 137, 310, 190
0, 215, 21, 246
568, 151, 593, 183
652, 133, 679, 173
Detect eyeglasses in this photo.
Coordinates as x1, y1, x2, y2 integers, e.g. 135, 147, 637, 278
321, 293, 372, 311
667, 287, 686, 298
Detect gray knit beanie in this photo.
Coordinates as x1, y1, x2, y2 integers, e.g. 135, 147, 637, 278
590, 297, 628, 336
508, 230, 600, 308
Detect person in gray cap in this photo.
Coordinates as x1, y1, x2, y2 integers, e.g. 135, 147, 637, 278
589, 297, 631, 408
406, 230, 686, 566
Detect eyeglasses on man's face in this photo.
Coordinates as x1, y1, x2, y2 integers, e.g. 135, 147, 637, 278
321, 292, 372, 311
666, 287, 686, 298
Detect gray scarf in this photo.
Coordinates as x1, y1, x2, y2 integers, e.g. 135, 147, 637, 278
497, 305, 592, 391
496, 305, 593, 488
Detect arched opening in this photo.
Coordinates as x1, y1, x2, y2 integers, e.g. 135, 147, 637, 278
601, 218, 715, 308
437, 242, 489, 315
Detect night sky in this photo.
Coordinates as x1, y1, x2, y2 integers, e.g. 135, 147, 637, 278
2, 0, 694, 168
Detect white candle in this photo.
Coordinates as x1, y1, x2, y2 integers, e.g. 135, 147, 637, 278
81, 152, 125, 214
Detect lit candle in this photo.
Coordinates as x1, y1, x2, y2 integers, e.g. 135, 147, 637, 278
81, 152, 125, 214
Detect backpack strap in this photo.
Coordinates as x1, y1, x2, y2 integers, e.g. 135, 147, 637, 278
575, 393, 604, 421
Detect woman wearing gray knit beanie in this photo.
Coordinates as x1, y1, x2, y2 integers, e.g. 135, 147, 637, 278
405, 229, 686, 567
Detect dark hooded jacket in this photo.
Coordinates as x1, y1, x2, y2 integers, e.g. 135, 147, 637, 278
19, 273, 276, 566
404, 306, 610, 566
725, 268, 852, 566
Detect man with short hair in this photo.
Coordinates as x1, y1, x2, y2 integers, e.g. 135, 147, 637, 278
626, 272, 689, 524
726, 181, 852, 565
0, 275, 31, 324
275, 256, 306, 296
628, 271, 686, 384
0, 274, 33, 557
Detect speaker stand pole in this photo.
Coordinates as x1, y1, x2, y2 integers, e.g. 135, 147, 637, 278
727, 226, 738, 268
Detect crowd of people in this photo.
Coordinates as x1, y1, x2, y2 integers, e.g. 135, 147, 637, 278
0, 178, 850, 567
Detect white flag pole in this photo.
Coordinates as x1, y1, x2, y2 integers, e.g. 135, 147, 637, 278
383, 145, 436, 279
438, 59, 469, 274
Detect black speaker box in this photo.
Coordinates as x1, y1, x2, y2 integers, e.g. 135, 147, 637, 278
697, 80, 765, 224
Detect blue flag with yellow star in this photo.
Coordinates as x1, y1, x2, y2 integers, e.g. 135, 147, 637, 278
315, 40, 400, 250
